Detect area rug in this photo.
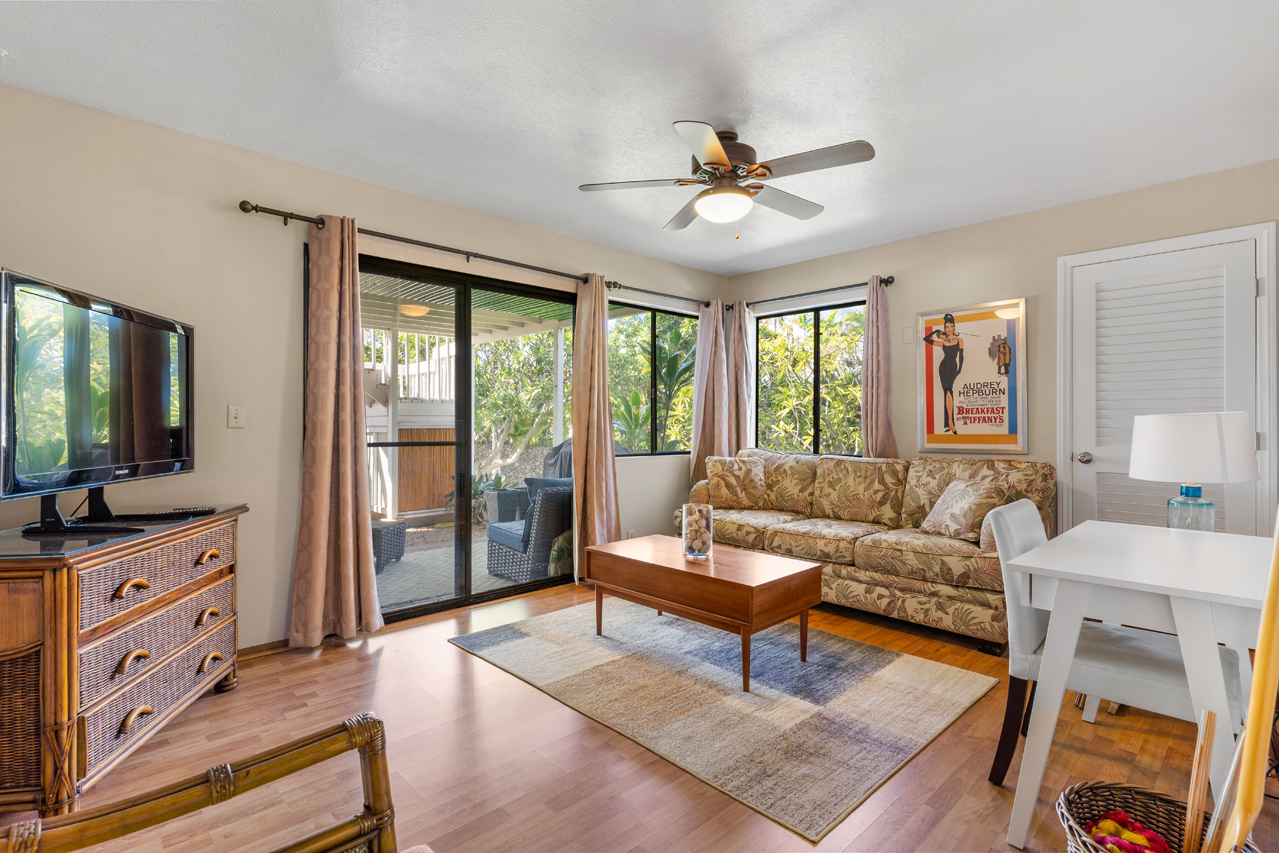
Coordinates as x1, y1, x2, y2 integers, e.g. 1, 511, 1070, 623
449, 600, 996, 841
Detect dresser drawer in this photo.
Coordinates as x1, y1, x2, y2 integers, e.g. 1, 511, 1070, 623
79, 524, 235, 631
78, 576, 234, 709
82, 618, 235, 775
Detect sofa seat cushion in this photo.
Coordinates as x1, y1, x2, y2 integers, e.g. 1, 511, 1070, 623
737, 448, 819, 515
763, 518, 889, 564
823, 562, 1006, 612
710, 509, 802, 549
811, 456, 910, 527
852, 529, 1002, 590
486, 520, 528, 553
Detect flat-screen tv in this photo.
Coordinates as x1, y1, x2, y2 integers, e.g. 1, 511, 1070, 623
1, 270, 194, 506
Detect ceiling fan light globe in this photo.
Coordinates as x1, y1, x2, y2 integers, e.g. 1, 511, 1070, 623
694, 187, 754, 223
398, 304, 431, 317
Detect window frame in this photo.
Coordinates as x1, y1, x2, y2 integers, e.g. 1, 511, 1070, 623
754, 298, 868, 457
607, 300, 698, 457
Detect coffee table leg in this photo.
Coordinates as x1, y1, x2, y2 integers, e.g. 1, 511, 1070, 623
595, 585, 603, 636
800, 609, 808, 662
741, 630, 751, 692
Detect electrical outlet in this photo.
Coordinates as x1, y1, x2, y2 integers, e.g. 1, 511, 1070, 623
626, 529, 636, 539
227, 404, 245, 429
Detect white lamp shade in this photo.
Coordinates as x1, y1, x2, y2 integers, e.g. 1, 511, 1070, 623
1128, 412, 1259, 484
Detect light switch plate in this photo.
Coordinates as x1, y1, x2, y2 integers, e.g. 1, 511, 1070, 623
227, 404, 245, 429
902, 326, 914, 345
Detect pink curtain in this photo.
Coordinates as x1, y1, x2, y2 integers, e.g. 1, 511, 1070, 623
572, 274, 621, 575
862, 274, 899, 459
725, 300, 755, 455
289, 216, 383, 648
690, 300, 729, 481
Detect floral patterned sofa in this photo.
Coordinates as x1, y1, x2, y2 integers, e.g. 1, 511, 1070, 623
673, 449, 1056, 648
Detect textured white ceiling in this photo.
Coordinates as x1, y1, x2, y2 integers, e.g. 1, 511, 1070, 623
2, 1, 1279, 276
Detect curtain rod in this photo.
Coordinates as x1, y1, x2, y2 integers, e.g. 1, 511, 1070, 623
239, 200, 591, 284
745, 276, 894, 311
605, 281, 711, 308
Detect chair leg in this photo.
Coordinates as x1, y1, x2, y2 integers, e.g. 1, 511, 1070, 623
990, 676, 1030, 786
1021, 680, 1037, 737
1082, 694, 1102, 724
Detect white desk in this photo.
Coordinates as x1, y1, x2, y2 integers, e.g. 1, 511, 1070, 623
1005, 520, 1271, 849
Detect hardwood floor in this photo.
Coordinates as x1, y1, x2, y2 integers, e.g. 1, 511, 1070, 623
13, 585, 1277, 852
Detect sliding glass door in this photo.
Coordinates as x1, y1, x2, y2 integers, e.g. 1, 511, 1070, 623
358, 257, 575, 621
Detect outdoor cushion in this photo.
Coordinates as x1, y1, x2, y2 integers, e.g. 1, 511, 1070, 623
763, 517, 888, 564
710, 508, 801, 549
737, 448, 819, 515
486, 520, 527, 553
901, 456, 1055, 530
810, 456, 910, 527
707, 456, 766, 510
853, 528, 1002, 590
921, 479, 1009, 542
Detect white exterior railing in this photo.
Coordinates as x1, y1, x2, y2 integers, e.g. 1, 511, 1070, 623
363, 328, 455, 401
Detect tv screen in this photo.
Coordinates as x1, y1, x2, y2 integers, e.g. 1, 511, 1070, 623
3, 271, 194, 498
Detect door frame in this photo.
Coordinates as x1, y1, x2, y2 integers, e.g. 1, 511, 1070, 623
1056, 222, 1278, 534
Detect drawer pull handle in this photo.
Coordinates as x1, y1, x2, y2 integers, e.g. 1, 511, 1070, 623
198, 652, 224, 674
196, 607, 221, 627
115, 648, 151, 676
113, 577, 151, 599
195, 548, 221, 566
118, 705, 154, 735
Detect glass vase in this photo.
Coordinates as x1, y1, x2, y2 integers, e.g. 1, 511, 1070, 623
1167, 484, 1215, 531
682, 503, 713, 558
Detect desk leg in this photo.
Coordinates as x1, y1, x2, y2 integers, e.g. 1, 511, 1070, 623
1171, 596, 1236, 794
595, 586, 603, 636
1007, 578, 1090, 849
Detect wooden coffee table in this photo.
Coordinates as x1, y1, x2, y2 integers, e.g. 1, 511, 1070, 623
583, 534, 822, 692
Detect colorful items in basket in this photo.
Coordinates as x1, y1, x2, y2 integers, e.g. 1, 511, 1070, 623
1083, 811, 1173, 853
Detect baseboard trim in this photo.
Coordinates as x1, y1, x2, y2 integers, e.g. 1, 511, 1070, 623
238, 639, 288, 660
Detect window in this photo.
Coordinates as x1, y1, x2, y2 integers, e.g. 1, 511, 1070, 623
608, 303, 697, 454
756, 303, 865, 455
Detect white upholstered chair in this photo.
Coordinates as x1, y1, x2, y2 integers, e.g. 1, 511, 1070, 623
987, 499, 1244, 785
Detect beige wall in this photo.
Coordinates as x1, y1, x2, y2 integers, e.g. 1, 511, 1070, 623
0, 84, 723, 647
729, 159, 1279, 462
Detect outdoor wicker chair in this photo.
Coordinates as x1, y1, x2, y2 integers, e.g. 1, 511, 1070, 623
486, 485, 573, 583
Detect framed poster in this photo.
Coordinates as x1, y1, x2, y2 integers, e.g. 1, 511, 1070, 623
917, 298, 1027, 454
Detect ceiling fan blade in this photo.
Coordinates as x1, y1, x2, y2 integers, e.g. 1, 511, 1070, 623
672, 121, 731, 169
751, 185, 824, 220
754, 140, 874, 179
663, 194, 702, 230
579, 178, 697, 192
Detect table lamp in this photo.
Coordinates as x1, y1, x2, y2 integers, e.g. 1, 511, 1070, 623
1128, 412, 1259, 531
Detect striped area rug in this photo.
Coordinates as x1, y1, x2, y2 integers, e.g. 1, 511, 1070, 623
450, 600, 996, 841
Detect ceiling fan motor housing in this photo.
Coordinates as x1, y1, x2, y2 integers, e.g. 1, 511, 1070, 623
691, 130, 758, 174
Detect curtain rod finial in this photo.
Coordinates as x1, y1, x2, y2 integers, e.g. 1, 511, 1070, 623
238, 200, 256, 213
883, 275, 895, 285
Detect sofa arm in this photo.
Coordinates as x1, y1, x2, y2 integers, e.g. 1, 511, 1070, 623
689, 479, 709, 504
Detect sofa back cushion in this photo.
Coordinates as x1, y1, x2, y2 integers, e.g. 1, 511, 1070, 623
920, 480, 1009, 542
707, 456, 767, 509
736, 448, 818, 515
811, 456, 910, 527
902, 456, 1057, 535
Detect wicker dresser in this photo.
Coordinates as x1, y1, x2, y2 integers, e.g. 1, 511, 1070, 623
0, 505, 246, 816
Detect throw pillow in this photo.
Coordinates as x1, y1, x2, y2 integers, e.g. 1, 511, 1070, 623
921, 479, 1008, 542
706, 456, 766, 510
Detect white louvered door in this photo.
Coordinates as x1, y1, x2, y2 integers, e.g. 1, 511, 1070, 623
1070, 240, 1257, 533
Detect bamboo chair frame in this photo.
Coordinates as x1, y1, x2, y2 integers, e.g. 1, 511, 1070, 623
0, 712, 396, 853
1217, 515, 1279, 852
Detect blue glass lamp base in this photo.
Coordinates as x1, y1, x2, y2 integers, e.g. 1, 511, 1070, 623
1167, 484, 1215, 532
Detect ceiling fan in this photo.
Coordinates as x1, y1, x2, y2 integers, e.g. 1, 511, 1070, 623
579, 121, 874, 230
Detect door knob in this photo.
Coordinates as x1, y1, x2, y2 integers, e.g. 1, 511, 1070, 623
1077, 451, 1093, 464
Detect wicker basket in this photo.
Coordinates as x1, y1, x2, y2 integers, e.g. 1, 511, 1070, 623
1057, 780, 1260, 853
